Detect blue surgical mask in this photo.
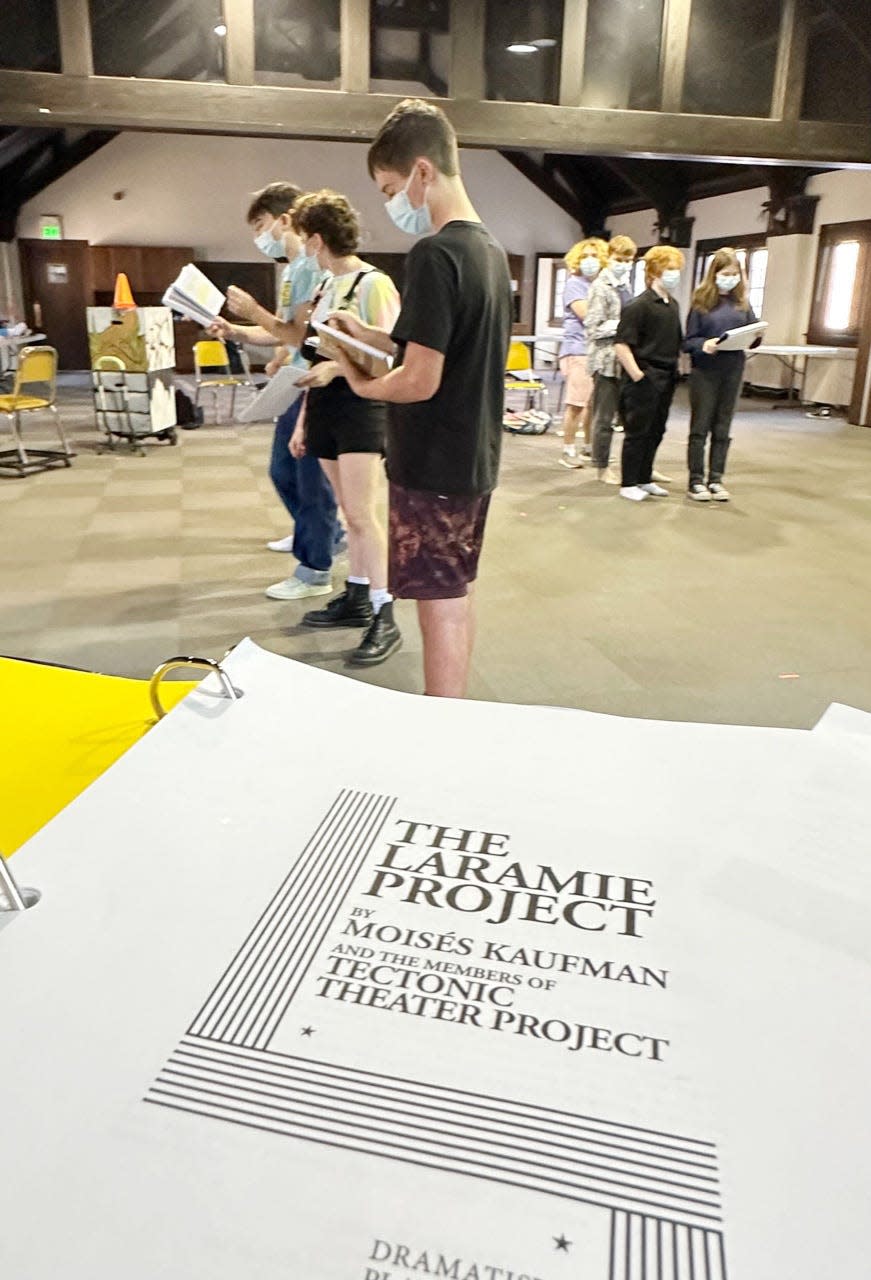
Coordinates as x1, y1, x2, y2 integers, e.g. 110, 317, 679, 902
254, 221, 286, 260
661, 269, 681, 293
580, 257, 600, 278
716, 273, 741, 293
609, 259, 631, 281
385, 170, 432, 236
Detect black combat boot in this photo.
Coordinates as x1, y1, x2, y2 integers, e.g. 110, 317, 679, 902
302, 580, 374, 628
349, 601, 402, 666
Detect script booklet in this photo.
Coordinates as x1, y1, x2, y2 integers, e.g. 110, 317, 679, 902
237, 362, 305, 423
313, 319, 393, 378
162, 263, 225, 328
715, 321, 768, 352
2, 641, 869, 1279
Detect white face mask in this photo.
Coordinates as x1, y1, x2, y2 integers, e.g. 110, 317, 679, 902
609, 259, 631, 281
254, 220, 286, 260
580, 257, 600, 278
716, 273, 741, 293
660, 269, 681, 293
385, 169, 433, 237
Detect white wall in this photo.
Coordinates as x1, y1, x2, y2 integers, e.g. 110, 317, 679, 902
17, 132, 580, 329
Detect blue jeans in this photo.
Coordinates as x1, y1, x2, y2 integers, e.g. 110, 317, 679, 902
270, 399, 343, 584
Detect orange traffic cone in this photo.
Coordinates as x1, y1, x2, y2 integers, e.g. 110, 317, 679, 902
113, 272, 136, 310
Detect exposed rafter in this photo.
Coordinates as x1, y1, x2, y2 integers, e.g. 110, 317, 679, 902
0, 70, 868, 166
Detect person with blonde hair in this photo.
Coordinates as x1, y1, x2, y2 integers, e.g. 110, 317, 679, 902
613, 245, 685, 502
584, 233, 637, 484
557, 236, 608, 468
682, 248, 760, 501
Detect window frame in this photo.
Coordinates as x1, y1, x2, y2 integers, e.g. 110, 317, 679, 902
807, 220, 871, 348
549, 262, 568, 326
692, 233, 769, 316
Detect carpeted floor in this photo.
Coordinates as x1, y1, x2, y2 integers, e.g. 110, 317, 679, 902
2, 377, 869, 727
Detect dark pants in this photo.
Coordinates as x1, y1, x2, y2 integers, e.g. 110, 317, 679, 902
619, 366, 676, 488
270, 398, 342, 580
687, 363, 744, 485
591, 373, 620, 469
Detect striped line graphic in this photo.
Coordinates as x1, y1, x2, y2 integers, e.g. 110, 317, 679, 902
608, 1209, 727, 1279
190, 789, 396, 1049
147, 1036, 723, 1229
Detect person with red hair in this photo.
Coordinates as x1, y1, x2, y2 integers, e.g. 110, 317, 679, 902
614, 245, 685, 502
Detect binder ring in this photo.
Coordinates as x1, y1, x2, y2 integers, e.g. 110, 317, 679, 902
0, 852, 37, 913
149, 656, 243, 720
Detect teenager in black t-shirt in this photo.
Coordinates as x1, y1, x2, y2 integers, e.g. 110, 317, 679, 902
325, 100, 512, 699
614, 245, 685, 502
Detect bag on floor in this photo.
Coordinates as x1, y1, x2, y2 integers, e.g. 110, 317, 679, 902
175, 388, 204, 429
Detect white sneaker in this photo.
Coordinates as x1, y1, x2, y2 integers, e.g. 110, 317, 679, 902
559, 448, 584, 469
652, 468, 673, 484
597, 467, 620, 485
639, 482, 669, 497
267, 534, 296, 552
265, 577, 334, 600
619, 485, 649, 502
708, 482, 731, 501
688, 483, 711, 502
580, 444, 592, 457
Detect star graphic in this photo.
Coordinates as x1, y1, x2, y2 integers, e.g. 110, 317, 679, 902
301, 1026, 315, 1037
554, 1235, 572, 1252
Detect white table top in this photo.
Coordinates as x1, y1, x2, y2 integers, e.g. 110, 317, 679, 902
750, 344, 856, 359
0, 332, 47, 347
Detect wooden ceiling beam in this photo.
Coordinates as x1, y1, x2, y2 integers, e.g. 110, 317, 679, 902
0, 70, 869, 166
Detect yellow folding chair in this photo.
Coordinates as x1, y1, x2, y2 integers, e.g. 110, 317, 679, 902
504, 339, 548, 408
0, 345, 72, 477
193, 339, 243, 423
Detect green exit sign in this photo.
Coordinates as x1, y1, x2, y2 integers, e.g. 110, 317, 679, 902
39, 216, 63, 240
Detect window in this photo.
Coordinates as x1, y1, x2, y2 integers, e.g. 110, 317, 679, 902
693, 234, 769, 316
808, 221, 871, 347
629, 250, 653, 299
255, 0, 341, 88
0, 1, 60, 71
371, 0, 450, 97
802, 1, 871, 125
485, 0, 563, 105
582, 0, 664, 111
90, 0, 226, 81
683, 0, 782, 118
550, 265, 567, 326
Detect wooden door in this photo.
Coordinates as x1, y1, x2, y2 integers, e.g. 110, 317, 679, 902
18, 239, 92, 370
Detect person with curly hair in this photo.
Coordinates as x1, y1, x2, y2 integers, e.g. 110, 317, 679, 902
291, 189, 403, 666
614, 245, 685, 502
557, 236, 609, 469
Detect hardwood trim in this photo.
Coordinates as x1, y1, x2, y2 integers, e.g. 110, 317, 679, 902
771, 0, 808, 122
57, 0, 94, 78
559, 0, 587, 108
450, 0, 485, 100
341, 0, 371, 95
0, 69, 869, 165
659, 0, 692, 115
224, 0, 256, 86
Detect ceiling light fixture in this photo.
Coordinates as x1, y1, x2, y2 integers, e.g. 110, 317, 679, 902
214, 20, 227, 36
530, 38, 557, 49
506, 42, 538, 54
38, 107, 51, 114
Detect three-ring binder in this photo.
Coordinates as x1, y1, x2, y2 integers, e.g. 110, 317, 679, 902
1, 653, 243, 916
149, 655, 243, 720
